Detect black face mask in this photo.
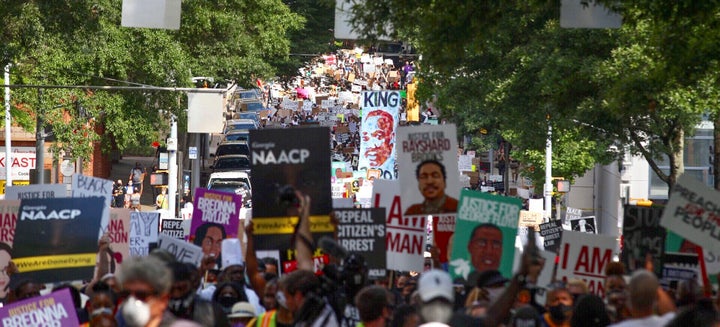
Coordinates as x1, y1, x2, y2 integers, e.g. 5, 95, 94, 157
168, 292, 195, 316
548, 304, 572, 322
218, 296, 240, 312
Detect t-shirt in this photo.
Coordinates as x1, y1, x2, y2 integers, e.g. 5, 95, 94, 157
608, 313, 676, 327
131, 168, 143, 183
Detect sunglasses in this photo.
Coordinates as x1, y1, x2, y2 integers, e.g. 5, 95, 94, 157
120, 289, 158, 302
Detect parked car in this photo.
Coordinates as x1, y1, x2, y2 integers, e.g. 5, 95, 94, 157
222, 129, 250, 142
210, 154, 251, 173
207, 180, 252, 207
207, 171, 252, 190
224, 119, 259, 133
235, 111, 260, 125
213, 141, 250, 157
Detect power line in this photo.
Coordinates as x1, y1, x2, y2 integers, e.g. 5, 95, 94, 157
0, 84, 228, 93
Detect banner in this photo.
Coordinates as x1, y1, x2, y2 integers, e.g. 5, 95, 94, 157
161, 218, 186, 239
660, 173, 720, 252
13, 197, 104, 283
105, 208, 131, 271
622, 205, 665, 276
449, 189, 521, 281
0, 147, 35, 182
5, 184, 67, 200
72, 174, 113, 237
539, 220, 563, 253
0, 288, 78, 326
359, 91, 400, 180
250, 127, 334, 271
0, 200, 20, 246
335, 208, 386, 279
372, 180, 424, 271
129, 212, 159, 257
557, 231, 617, 297
158, 234, 203, 266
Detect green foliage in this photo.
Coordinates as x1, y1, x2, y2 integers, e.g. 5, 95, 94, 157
0, 0, 302, 161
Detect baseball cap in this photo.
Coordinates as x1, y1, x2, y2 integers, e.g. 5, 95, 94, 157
227, 302, 256, 319
418, 269, 454, 302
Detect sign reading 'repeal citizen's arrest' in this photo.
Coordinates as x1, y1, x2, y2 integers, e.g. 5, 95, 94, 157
660, 173, 720, 252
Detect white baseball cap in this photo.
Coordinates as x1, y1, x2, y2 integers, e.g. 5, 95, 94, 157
418, 269, 454, 302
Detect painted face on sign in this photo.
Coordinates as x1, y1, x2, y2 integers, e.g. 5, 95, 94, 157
417, 162, 446, 202
362, 112, 394, 167
468, 225, 503, 272
0, 246, 11, 299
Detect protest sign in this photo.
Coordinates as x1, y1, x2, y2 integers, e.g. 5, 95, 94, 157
5, 184, 67, 200
570, 217, 596, 234
539, 220, 563, 253
450, 189, 521, 281
105, 208, 131, 269
458, 155, 473, 172
433, 214, 456, 263
660, 173, 720, 252
161, 218, 186, 239
622, 205, 665, 276
565, 207, 581, 223
0, 288, 78, 326
72, 174, 113, 237
129, 212, 159, 257
519, 210, 544, 230
372, 180, 424, 271
250, 127, 334, 271
158, 234, 203, 266
661, 252, 699, 289
0, 200, 20, 246
13, 197, 104, 283
335, 208, 386, 279
188, 188, 241, 260
557, 231, 617, 297
359, 91, 400, 180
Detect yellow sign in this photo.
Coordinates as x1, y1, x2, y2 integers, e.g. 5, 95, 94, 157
252, 216, 334, 235
14, 253, 97, 272
0, 180, 30, 195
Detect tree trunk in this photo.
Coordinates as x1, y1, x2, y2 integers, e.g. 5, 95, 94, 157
667, 128, 684, 193
715, 115, 720, 190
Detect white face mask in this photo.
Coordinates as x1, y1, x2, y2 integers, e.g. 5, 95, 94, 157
122, 296, 151, 327
276, 291, 288, 309
420, 301, 453, 324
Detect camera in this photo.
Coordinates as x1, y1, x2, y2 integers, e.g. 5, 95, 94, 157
277, 184, 300, 208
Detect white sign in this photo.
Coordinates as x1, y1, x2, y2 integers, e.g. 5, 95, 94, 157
158, 234, 203, 266
660, 173, 720, 252
188, 92, 224, 133
5, 184, 68, 200
0, 147, 36, 181
121, 0, 181, 30
557, 231, 617, 297
129, 212, 160, 257
189, 147, 198, 160
372, 180, 423, 271
458, 155, 473, 172
72, 174, 114, 238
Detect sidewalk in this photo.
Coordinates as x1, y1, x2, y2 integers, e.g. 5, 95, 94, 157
108, 156, 157, 211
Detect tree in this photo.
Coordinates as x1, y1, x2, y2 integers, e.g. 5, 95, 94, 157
0, 0, 303, 162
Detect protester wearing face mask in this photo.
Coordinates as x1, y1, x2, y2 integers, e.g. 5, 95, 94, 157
169, 262, 229, 327
213, 282, 250, 314
254, 278, 294, 327
542, 282, 574, 327
417, 269, 455, 326
116, 256, 201, 327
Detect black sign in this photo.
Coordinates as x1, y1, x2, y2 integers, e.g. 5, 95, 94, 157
539, 220, 563, 253
160, 218, 185, 239
335, 208, 386, 279
621, 205, 665, 276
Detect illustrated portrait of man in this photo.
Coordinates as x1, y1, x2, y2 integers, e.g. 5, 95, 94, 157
404, 160, 458, 215
193, 222, 226, 258
362, 110, 395, 169
467, 223, 503, 273
572, 218, 595, 233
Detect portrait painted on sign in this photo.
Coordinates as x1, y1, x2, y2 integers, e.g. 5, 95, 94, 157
404, 160, 458, 215
360, 110, 396, 177
192, 222, 227, 258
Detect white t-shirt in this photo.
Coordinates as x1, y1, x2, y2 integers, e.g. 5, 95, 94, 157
608, 312, 675, 327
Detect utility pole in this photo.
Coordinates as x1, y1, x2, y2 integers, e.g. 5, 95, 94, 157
167, 115, 178, 218
36, 88, 45, 184
544, 115, 553, 219
4, 64, 11, 187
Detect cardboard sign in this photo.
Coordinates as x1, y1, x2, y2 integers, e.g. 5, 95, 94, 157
129, 212, 159, 257
660, 174, 720, 252
539, 220, 563, 253
72, 174, 113, 237
450, 189, 521, 281
397, 124, 460, 215
335, 208, 387, 279
106, 208, 131, 269
14, 197, 104, 283
519, 210, 544, 230
359, 91, 401, 180
5, 184, 67, 200
557, 231, 617, 297
570, 217, 597, 234
372, 180, 423, 271
458, 155, 473, 172
161, 218, 186, 239
158, 234, 203, 266
0, 288, 78, 326
0, 200, 20, 246
622, 205, 665, 276
249, 127, 334, 270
